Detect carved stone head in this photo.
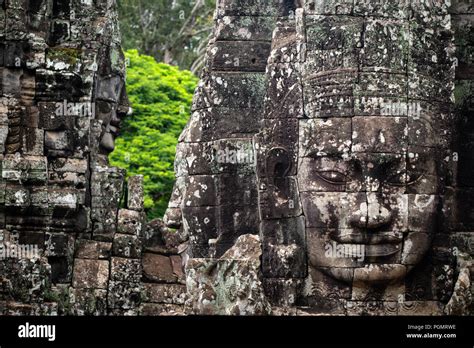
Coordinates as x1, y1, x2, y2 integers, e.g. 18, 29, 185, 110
256, 1, 457, 310
0, 0, 129, 285
167, 0, 471, 315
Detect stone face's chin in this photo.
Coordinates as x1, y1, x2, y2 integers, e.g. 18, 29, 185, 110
100, 132, 115, 152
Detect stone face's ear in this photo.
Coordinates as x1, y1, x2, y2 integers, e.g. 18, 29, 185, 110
265, 147, 291, 178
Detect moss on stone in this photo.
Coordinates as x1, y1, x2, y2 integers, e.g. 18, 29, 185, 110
47, 47, 81, 66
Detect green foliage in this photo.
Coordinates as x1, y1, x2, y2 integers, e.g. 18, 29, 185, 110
110, 50, 198, 220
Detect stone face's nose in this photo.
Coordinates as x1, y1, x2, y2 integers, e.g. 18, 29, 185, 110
366, 193, 393, 230
350, 193, 393, 230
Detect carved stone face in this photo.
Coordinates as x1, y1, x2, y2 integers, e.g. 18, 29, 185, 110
0, 0, 129, 238
97, 101, 124, 154
291, 5, 454, 287
95, 60, 129, 157
299, 147, 441, 284
256, 3, 454, 288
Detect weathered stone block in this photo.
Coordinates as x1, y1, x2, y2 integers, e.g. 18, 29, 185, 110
112, 233, 142, 259
192, 73, 266, 111
398, 301, 444, 316
305, 0, 353, 15
408, 73, 454, 103
48, 187, 84, 209
181, 107, 261, 143
45, 232, 74, 257
117, 209, 143, 236
142, 253, 178, 283
354, 264, 406, 284
107, 281, 142, 310
218, 173, 258, 207
182, 206, 218, 253
209, 41, 271, 72
69, 288, 108, 316
140, 303, 184, 316
352, 116, 408, 153
185, 235, 271, 315
174, 142, 214, 176
216, 0, 296, 16
212, 138, 256, 175
18, 230, 45, 248
408, 195, 439, 232
182, 175, 218, 207
90, 167, 125, 206
259, 177, 302, 219
303, 69, 356, 118
218, 203, 260, 239
4, 185, 30, 207
300, 267, 350, 314
170, 255, 185, 283
263, 278, 303, 308
299, 118, 351, 157
407, 147, 447, 195
451, 0, 474, 14
75, 239, 112, 259
301, 192, 366, 229
262, 243, 305, 278
2, 68, 22, 97
269, 24, 303, 64
111, 257, 142, 282
264, 62, 303, 119
360, 20, 409, 73
346, 301, 399, 316
127, 175, 144, 211
261, 216, 305, 247
2, 155, 47, 184
72, 259, 109, 289
143, 283, 186, 305
215, 16, 275, 41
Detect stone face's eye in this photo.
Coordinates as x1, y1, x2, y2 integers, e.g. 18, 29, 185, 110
405, 173, 424, 186
386, 171, 423, 186
386, 172, 407, 186
316, 171, 347, 185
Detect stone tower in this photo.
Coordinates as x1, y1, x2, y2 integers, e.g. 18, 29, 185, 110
0, 0, 146, 315
168, 0, 473, 315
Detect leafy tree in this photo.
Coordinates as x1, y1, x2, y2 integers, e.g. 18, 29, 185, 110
118, 0, 215, 72
110, 50, 198, 219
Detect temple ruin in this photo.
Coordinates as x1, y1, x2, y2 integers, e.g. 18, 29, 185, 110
0, 0, 473, 316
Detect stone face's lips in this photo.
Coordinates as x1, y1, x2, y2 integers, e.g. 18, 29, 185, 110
364, 243, 401, 257
329, 242, 401, 258
333, 231, 404, 245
